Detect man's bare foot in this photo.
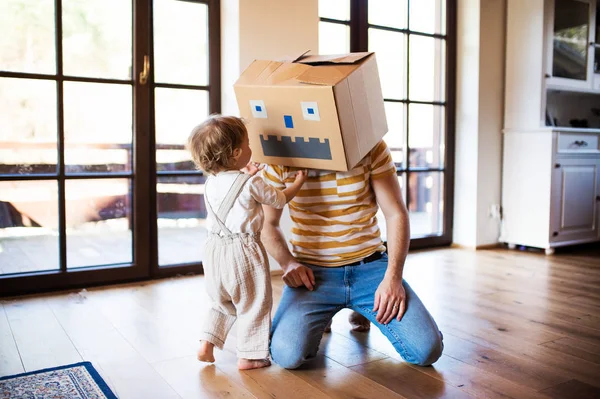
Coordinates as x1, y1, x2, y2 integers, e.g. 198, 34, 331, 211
197, 341, 215, 363
324, 319, 332, 333
349, 312, 370, 332
237, 358, 271, 370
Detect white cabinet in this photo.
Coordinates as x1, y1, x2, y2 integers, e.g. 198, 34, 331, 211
501, 130, 600, 253
545, 0, 598, 92
550, 157, 600, 243
503, 1, 600, 253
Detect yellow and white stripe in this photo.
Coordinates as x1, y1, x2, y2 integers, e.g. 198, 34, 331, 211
262, 140, 396, 267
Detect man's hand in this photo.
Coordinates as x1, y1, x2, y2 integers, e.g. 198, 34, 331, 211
282, 261, 315, 291
241, 162, 264, 176
373, 276, 406, 324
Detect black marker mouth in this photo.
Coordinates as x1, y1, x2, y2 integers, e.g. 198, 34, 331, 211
260, 135, 332, 160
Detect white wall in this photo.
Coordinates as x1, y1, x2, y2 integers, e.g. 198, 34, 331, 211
221, 0, 318, 270
454, 0, 506, 248
454, 0, 481, 247
220, 0, 241, 116
504, 0, 546, 130
221, 0, 319, 115
476, 0, 506, 246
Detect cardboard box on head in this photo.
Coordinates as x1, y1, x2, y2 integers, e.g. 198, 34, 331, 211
234, 52, 388, 171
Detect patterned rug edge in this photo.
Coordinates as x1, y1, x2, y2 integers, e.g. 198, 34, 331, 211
0, 361, 117, 399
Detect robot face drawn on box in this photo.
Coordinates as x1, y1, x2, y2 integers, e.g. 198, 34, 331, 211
248, 100, 332, 160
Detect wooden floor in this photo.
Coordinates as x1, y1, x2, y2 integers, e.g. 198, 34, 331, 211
1, 246, 599, 398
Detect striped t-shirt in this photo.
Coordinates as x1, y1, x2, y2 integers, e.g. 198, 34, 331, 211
262, 140, 396, 267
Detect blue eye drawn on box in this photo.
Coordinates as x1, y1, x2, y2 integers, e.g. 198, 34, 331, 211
249, 100, 267, 118
301, 102, 320, 121
284, 115, 294, 129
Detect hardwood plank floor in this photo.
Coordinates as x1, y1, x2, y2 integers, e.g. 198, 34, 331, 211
0, 246, 599, 398
3, 298, 81, 371
0, 304, 23, 377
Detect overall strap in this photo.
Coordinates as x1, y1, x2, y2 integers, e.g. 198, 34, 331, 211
206, 173, 251, 235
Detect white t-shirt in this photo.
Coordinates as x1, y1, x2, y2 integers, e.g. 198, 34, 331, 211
204, 171, 287, 234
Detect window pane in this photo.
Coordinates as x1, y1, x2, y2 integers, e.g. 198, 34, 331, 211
318, 0, 350, 21
154, 0, 208, 85
409, 36, 445, 102
0, 180, 59, 274
0, 78, 57, 175
408, 171, 444, 237
63, 82, 132, 173
369, 29, 406, 100
552, 0, 590, 81
383, 102, 406, 168
408, 104, 444, 169
319, 22, 350, 54
0, 0, 56, 74
369, 0, 407, 29
158, 175, 207, 266
66, 178, 132, 268
376, 174, 406, 241
155, 88, 208, 172
409, 0, 446, 35
62, 0, 132, 79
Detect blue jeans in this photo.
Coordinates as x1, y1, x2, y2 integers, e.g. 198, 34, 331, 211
270, 254, 443, 369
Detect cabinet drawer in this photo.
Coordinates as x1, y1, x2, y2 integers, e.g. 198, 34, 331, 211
556, 133, 599, 153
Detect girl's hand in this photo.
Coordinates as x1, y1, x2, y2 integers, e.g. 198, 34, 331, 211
294, 169, 309, 184
242, 162, 264, 176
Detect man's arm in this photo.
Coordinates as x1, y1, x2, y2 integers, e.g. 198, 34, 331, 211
262, 205, 315, 290
371, 172, 410, 323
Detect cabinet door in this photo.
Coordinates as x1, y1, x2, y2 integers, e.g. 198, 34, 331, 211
550, 158, 600, 243
546, 0, 596, 90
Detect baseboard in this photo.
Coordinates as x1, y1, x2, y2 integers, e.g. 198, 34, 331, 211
451, 242, 502, 250
475, 243, 502, 250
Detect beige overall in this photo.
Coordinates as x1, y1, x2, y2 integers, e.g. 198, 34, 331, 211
198, 173, 272, 359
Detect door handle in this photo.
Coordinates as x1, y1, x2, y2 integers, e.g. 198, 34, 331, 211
139, 55, 150, 85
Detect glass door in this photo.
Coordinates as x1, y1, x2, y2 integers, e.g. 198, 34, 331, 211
152, 0, 219, 275
548, 0, 596, 89
0, 0, 142, 293
0, 0, 220, 295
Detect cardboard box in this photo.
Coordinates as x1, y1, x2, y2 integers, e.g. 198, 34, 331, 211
234, 52, 388, 171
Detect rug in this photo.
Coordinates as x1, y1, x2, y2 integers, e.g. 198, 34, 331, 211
0, 361, 117, 399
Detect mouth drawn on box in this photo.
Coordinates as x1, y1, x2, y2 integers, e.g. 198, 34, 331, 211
260, 135, 332, 160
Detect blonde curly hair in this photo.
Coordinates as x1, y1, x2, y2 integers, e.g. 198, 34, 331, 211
187, 115, 247, 175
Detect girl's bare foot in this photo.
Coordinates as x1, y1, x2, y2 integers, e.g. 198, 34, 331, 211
237, 358, 271, 370
197, 341, 215, 363
349, 311, 370, 332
